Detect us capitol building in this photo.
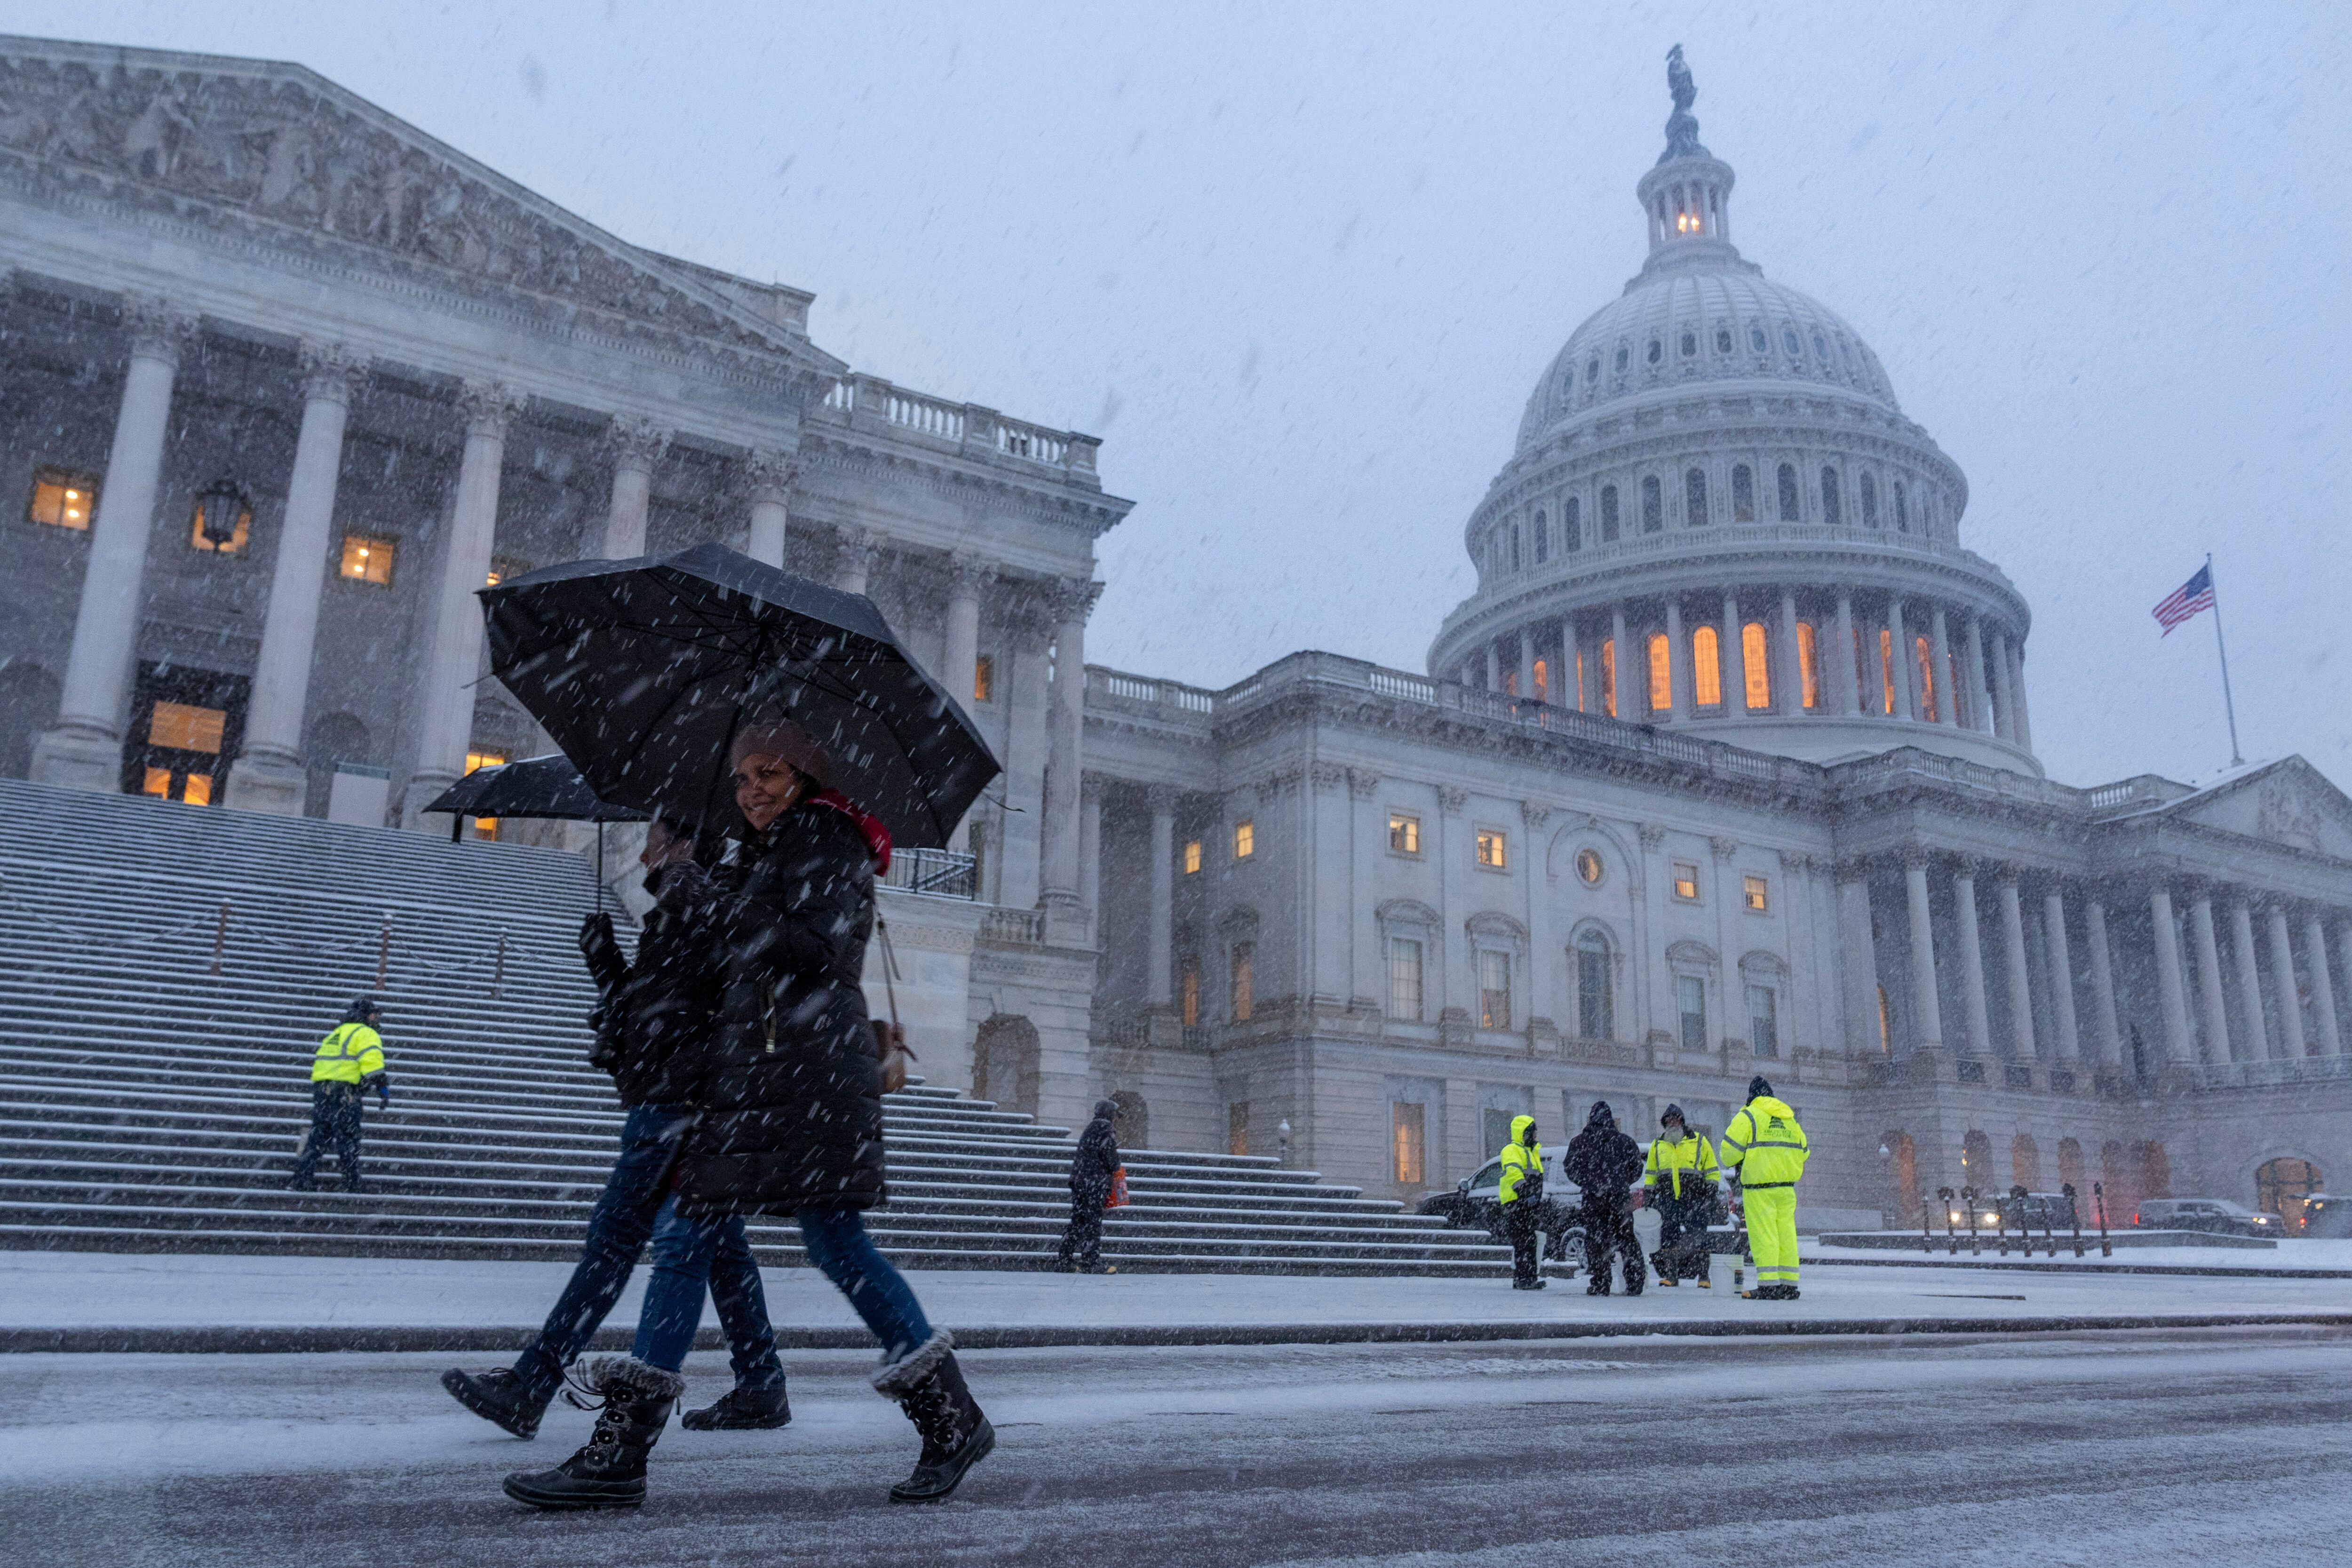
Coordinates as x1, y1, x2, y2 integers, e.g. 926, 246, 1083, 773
4, 35, 2349, 1226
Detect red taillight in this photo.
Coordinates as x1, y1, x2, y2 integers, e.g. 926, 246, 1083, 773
2131, 1210, 2141, 1226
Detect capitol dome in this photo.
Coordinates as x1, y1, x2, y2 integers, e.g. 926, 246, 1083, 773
1430, 54, 2040, 775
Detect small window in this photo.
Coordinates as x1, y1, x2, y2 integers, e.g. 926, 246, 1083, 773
1747, 984, 1779, 1058
1797, 621, 1821, 709
1743, 875, 1769, 912
1392, 1101, 1426, 1185
1575, 848, 1604, 885
1672, 862, 1701, 902
339, 534, 396, 586
1783, 327, 1802, 356
1233, 820, 1254, 860
1647, 632, 1671, 712
1716, 327, 1733, 354
485, 554, 530, 588
1180, 955, 1200, 1026
1860, 472, 1879, 528
1577, 930, 1614, 1039
1478, 948, 1512, 1030
1749, 326, 1768, 353
1475, 828, 1507, 870
972, 654, 994, 703
1615, 345, 1630, 373
1600, 485, 1620, 542
28, 467, 100, 530
1641, 475, 1662, 533
1646, 337, 1662, 365
1228, 1101, 1249, 1157
1741, 621, 1771, 709
1389, 813, 1421, 855
151, 701, 227, 755
1820, 467, 1842, 526
1812, 331, 1829, 359
1915, 634, 1938, 722
1777, 463, 1799, 522
1388, 938, 1424, 1022
1677, 974, 1708, 1052
1680, 330, 1697, 358
1586, 356, 1600, 384
1685, 467, 1708, 527
1230, 943, 1254, 1022
1533, 509, 1549, 564
1692, 626, 1721, 707
1894, 482, 1909, 533
1732, 464, 1755, 522
1183, 839, 1202, 875
1565, 495, 1581, 552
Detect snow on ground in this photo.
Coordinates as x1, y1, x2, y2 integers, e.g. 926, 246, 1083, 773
1810, 1236, 2352, 1272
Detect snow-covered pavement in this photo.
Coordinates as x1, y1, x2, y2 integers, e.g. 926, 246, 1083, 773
2, 1326, 2347, 1565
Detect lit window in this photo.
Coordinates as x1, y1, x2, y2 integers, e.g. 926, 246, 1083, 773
1777, 463, 1800, 522
1600, 485, 1620, 541
1641, 475, 1662, 533
486, 555, 530, 588
1914, 635, 1938, 722
150, 701, 227, 755
1677, 974, 1708, 1052
1742, 621, 1771, 709
972, 654, 993, 703
1601, 638, 1616, 717
1797, 622, 1821, 709
1575, 848, 1604, 885
1647, 632, 1671, 712
1475, 828, 1507, 870
1820, 467, 1842, 526
1231, 943, 1254, 1022
181, 772, 214, 806
1732, 464, 1755, 522
1673, 862, 1701, 902
1685, 467, 1708, 526
1860, 472, 1879, 529
1478, 949, 1511, 1030
141, 766, 170, 797
1744, 875, 1770, 912
1228, 1101, 1250, 1157
339, 534, 396, 586
1392, 1102, 1426, 1185
1692, 626, 1721, 707
1180, 956, 1200, 1026
1233, 820, 1254, 860
28, 468, 99, 530
1577, 931, 1613, 1039
1879, 628, 1896, 715
1388, 938, 1423, 1021
1748, 984, 1779, 1058
1389, 813, 1420, 855
464, 751, 507, 839
1183, 839, 1202, 875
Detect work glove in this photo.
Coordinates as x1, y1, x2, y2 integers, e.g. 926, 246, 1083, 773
377, 1085, 391, 1111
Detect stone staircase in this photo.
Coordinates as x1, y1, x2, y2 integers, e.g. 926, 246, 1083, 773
0, 778, 1517, 1276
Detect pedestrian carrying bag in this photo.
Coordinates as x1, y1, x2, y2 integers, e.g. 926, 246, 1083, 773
870, 917, 917, 1095
1105, 1167, 1129, 1209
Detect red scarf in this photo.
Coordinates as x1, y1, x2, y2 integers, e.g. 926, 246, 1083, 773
803, 788, 892, 874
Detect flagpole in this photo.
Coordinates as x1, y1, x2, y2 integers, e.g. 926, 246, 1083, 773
2206, 552, 2244, 768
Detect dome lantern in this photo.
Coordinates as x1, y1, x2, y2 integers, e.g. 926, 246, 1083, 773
1635, 46, 1738, 266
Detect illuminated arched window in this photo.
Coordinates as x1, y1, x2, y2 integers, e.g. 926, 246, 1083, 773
1600, 637, 1617, 717
1820, 466, 1843, 525
1533, 509, 1549, 564
1877, 627, 1898, 714
1796, 621, 1820, 709
1732, 464, 1755, 522
1601, 485, 1621, 541
1742, 621, 1771, 709
1647, 632, 1672, 712
1641, 475, 1663, 533
1685, 467, 1708, 526
1894, 480, 1909, 533
1692, 625, 1722, 706
1860, 471, 1879, 527
1532, 657, 1548, 703
1565, 495, 1582, 551
1913, 634, 1938, 722
1777, 463, 1800, 522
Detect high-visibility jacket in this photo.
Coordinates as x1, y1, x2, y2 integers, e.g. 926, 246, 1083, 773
1720, 1096, 1808, 1186
1497, 1114, 1543, 1205
1644, 1132, 1720, 1200
310, 1023, 385, 1085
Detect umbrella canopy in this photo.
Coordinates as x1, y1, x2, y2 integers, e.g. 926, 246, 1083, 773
423, 753, 650, 823
479, 542, 1000, 849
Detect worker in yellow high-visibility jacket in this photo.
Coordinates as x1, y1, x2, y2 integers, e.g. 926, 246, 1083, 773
1496, 1114, 1547, 1290
1720, 1076, 1808, 1299
1643, 1104, 1720, 1286
290, 995, 390, 1193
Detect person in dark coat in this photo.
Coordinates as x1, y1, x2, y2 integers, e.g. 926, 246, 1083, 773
666, 717, 992, 1506
1057, 1099, 1121, 1272
1564, 1101, 1645, 1297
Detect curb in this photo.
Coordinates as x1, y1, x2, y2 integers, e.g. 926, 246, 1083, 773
8, 1311, 2351, 1355
1810, 1256, 2352, 1281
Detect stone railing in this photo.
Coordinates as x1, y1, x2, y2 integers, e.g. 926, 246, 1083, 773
814, 374, 1099, 480
978, 907, 1045, 945
1838, 751, 2186, 819
2189, 1055, 2352, 1091
879, 846, 978, 900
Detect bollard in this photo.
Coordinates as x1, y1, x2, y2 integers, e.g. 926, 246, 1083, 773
1963, 1186, 1981, 1257
1920, 1191, 1935, 1255
375, 912, 392, 988
492, 931, 507, 1002
1937, 1186, 1959, 1256
2092, 1180, 2114, 1258
208, 899, 230, 976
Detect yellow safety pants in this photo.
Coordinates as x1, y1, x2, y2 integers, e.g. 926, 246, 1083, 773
1744, 1185, 1799, 1288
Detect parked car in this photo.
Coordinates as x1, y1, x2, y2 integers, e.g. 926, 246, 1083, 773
1418, 1155, 1585, 1265
2129, 1197, 2285, 1236
2295, 1194, 2352, 1238
1992, 1190, 2079, 1234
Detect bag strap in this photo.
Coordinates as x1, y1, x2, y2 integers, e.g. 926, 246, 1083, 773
874, 918, 917, 1060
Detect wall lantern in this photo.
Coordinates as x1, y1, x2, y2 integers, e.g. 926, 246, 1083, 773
191, 478, 252, 550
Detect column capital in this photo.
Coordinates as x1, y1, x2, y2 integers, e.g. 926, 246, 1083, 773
1050, 577, 1105, 625
602, 414, 672, 474
1897, 846, 1932, 870
458, 380, 528, 439
1346, 767, 1382, 799
837, 526, 887, 574
947, 555, 997, 597
1440, 786, 1469, 818
742, 448, 801, 505
1521, 800, 1552, 829
1710, 835, 1739, 862
121, 293, 199, 365
1080, 772, 1108, 804
1146, 782, 1183, 812
1310, 762, 1349, 795
297, 339, 368, 405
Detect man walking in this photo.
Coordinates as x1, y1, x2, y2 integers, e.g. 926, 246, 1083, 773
1721, 1076, 1809, 1300
1057, 1098, 1122, 1273
1643, 1104, 1719, 1287
1496, 1114, 1546, 1290
1565, 1102, 1644, 1296
289, 996, 389, 1192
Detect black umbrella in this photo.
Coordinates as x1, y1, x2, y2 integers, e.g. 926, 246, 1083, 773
478, 542, 1000, 850
426, 753, 650, 910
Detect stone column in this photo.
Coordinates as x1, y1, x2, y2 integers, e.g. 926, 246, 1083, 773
1483, 640, 1502, 692
1079, 774, 1104, 947
2150, 885, 2195, 1064
2007, 638, 2034, 751
598, 417, 669, 559
2229, 898, 2267, 1060
1664, 598, 1686, 719
1833, 589, 1860, 717
1719, 590, 1740, 711
2188, 889, 2232, 1061
1962, 615, 1991, 732
1518, 628, 1537, 702
1903, 852, 1944, 1051
32, 296, 198, 791
224, 341, 365, 815
1836, 863, 1882, 1056
402, 381, 524, 826
1146, 785, 1176, 1009
2084, 896, 2125, 1067
1038, 579, 1099, 942
741, 452, 796, 567
1609, 605, 1629, 718
1930, 606, 1957, 726
835, 528, 883, 596
1990, 629, 2018, 743
2042, 886, 2082, 1061
2304, 909, 2342, 1055
1998, 876, 2038, 1060
1952, 862, 1993, 1058
1562, 616, 1583, 712
1778, 589, 1802, 715
2267, 904, 2307, 1058
941, 558, 990, 715
1888, 597, 1915, 721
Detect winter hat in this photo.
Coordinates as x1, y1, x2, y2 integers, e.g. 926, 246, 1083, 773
1661, 1104, 1686, 1128
1748, 1075, 1774, 1101
1586, 1101, 1614, 1129
343, 995, 381, 1024
729, 712, 836, 790
1093, 1098, 1120, 1121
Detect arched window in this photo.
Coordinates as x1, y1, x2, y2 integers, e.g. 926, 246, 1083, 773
1533, 657, 1549, 703
1894, 480, 1909, 533
1685, 467, 1708, 526
1716, 327, 1733, 354
1587, 356, 1599, 383
1879, 628, 1896, 714
1812, 331, 1829, 359
1641, 475, 1663, 533
1783, 327, 1802, 357
2057, 1138, 2086, 1193
1680, 330, 1697, 358
2133, 1141, 2171, 1203
1692, 625, 1722, 706
2257, 1156, 2324, 1222
1615, 345, 1630, 373
1777, 463, 1800, 522
1600, 637, 1616, 717
1742, 621, 1771, 709
1732, 464, 1755, 522
2012, 1133, 2042, 1190
1600, 485, 1620, 541
1565, 495, 1582, 551
1913, 634, 1937, 722
1533, 509, 1549, 564
1508, 525, 1521, 573
1575, 929, 1615, 1041
1884, 1130, 1922, 1226
1962, 1129, 1994, 1187
1820, 466, 1843, 525
1647, 632, 1672, 712
1860, 471, 1879, 527
1647, 336, 1662, 365
1750, 325, 1768, 353
1796, 621, 1820, 708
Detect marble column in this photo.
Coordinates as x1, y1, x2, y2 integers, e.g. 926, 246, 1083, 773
1930, 606, 1957, 726
1079, 774, 1104, 946
2150, 885, 2195, 1064
1609, 606, 1629, 718
1719, 590, 1740, 711
741, 451, 795, 567
1518, 627, 1537, 702
1483, 640, 1502, 692
1146, 785, 1176, 1009
2084, 896, 2125, 1067
1888, 597, 1916, 721
1836, 865, 1882, 1056
598, 417, 669, 559
224, 341, 365, 815
1562, 617, 1583, 712
32, 296, 198, 791
2042, 886, 2082, 1061
1962, 615, 1991, 732
1778, 589, 1802, 716
835, 528, 883, 596
1833, 589, 1861, 718
1998, 876, 2038, 1060
1990, 629, 2018, 743
1038, 579, 1098, 942
2229, 898, 2267, 1060
1903, 852, 1943, 1051
1952, 863, 1993, 1058
1664, 599, 1687, 719
2305, 910, 2343, 1055
942, 559, 990, 715
403, 381, 524, 826
2267, 904, 2307, 1058
2007, 638, 2034, 751
2188, 889, 2232, 1061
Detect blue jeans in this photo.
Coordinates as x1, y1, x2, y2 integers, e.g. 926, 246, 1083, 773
798, 1208, 932, 1362
631, 1201, 785, 1385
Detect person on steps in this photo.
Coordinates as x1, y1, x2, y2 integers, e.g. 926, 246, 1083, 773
1721, 1076, 1810, 1301
1643, 1105, 1720, 1287
1564, 1102, 1645, 1296
1057, 1098, 1121, 1273
289, 996, 389, 1192
1496, 1114, 1546, 1290
443, 816, 790, 1472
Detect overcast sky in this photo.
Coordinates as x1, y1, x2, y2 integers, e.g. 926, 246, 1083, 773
8, 1, 2349, 794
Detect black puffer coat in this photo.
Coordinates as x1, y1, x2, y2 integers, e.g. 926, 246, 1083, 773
1069, 1099, 1120, 1199
672, 800, 885, 1216
579, 864, 724, 1107
1564, 1103, 1644, 1211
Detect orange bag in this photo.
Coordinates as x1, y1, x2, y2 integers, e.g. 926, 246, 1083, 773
1105, 1167, 1129, 1209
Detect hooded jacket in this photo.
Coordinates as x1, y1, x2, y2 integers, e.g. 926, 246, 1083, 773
1496, 1114, 1543, 1205
1070, 1099, 1121, 1195
1564, 1104, 1644, 1208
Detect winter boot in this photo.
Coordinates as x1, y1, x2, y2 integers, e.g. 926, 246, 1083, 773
1622, 1258, 1645, 1297
502, 1356, 683, 1511
874, 1332, 994, 1504
681, 1379, 792, 1432
441, 1366, 553, 1440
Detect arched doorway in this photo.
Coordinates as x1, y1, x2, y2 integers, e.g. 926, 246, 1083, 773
2057, 1138, 2085, 1194
1960, 1129, 1993, 1195
1110, 1090, 1149, 1152
971, 1014, 1040, 1119
2011, 1134, 2041, 1192
1882, 1130, 1919, 1226
2100, 1140, 2130, 1215
2256, 1156, 2324, 1227
2132, 1140, 2171, 1204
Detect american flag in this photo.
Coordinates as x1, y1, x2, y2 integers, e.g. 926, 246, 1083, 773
2152, 564, 2215, 636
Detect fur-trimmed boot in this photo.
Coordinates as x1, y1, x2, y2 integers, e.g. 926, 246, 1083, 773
501, 1356, 683, 1511
440, 1366, 553, 1440
873, 1332, 994, 1504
